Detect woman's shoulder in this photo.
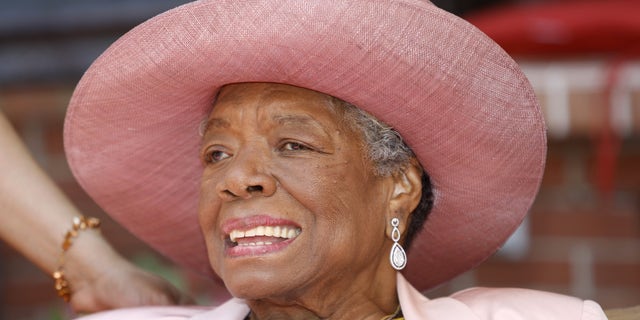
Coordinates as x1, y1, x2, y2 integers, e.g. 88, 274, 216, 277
397, 273, 607, 319
397, 274, 607, 319
448, 287, 608, 320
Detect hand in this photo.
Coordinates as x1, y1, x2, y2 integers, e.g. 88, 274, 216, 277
0, 112, 193, 312
69, 256, 193, 313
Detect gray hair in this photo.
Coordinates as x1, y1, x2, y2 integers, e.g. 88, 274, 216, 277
329, 97, 434, 250
202, 89, 433, 249
331, 97, 415, 176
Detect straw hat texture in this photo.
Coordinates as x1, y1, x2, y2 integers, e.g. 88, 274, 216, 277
64, 0, 546, 291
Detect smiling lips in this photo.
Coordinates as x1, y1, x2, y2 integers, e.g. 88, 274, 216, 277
222, 216, 302, 257
229, 225, 301, 246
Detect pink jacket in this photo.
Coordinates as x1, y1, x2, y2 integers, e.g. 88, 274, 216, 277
76, 274, 607, 319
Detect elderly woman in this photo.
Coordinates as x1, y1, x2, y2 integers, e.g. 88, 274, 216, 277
62, 0, 607, 319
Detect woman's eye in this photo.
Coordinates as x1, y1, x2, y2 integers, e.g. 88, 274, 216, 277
281, 142, 310, 151
204, 149, 230, 163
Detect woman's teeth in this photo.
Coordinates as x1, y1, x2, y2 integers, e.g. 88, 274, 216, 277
229, 225, 301, 244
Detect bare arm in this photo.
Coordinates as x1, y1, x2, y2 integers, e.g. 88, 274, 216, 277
0, 111, 189, 312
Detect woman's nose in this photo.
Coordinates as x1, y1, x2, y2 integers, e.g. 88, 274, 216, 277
215, 151, 277, 201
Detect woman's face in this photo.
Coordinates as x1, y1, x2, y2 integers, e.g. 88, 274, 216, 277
198, 83, 395, 300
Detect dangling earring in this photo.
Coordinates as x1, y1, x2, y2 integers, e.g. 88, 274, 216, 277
389, 218, 407, 270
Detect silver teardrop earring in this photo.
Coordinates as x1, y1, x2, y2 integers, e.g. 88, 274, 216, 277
389, 218, 407, 270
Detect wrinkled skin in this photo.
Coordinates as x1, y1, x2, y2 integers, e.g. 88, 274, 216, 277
198, 83, 422, 320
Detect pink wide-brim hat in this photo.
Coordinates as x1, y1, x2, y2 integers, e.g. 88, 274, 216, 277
64, 0, 546, 291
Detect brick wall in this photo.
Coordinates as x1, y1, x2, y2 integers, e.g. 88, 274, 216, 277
427, 60, 640, 309
1, 64, 639, 319
427, 138, 640, 309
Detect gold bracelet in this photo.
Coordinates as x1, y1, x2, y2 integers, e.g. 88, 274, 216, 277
53, 215, 101, 302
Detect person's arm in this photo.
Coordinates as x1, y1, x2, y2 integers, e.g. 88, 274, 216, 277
0, 111, 189, 312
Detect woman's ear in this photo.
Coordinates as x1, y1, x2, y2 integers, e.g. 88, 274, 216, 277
385, 158, 423, 239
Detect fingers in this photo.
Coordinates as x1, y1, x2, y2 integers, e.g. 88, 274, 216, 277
69, 262, 193, 313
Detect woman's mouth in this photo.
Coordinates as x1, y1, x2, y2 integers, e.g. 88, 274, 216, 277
229, 225, 301, 246
224, 222, 302, 257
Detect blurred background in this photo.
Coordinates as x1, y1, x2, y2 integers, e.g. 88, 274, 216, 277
0, 0, 638, 319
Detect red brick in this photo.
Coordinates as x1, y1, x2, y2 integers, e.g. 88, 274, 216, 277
540, 151, 566, 187
527, 237, 640, 264
530, 209, 639, 238
569, 90, 606, 136
614, 150, 640, 189
43, 120, 66, 155
633, 91, 640, 133
2, 279, 58, 306
0, 85, 71, 121
475, 260, 571, 287
595, 263, 640, 287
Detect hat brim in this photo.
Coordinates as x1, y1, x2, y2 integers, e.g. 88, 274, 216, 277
64, 0, 546, 291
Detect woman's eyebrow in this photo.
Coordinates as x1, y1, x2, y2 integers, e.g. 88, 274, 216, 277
272, 114, 321, 127
272, 114, 333, 137
202, 114, 329, 134
202, 118, 230, 133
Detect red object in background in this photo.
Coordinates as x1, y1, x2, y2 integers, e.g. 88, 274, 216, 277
465, 0, 640, 57
597, 59, 624, 200
466, 0, 640, 200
